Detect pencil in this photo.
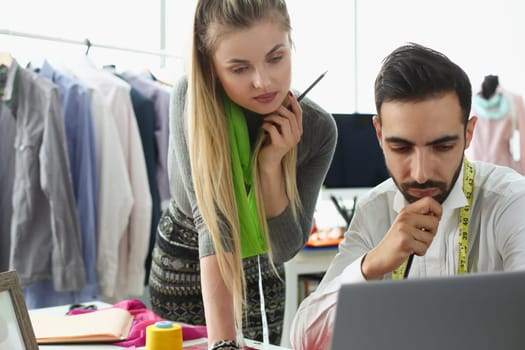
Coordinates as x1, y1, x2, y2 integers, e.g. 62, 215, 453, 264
297, 70, 327, 102
404, 253, 414, 279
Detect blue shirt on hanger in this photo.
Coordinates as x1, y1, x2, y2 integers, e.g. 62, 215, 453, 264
24, 61, 100, 308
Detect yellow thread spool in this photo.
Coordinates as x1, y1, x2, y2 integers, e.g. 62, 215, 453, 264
146, 321, 183, 350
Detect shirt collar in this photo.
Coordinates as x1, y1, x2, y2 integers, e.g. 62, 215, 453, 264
1, 59, 19, 104
393, 160, 468, 213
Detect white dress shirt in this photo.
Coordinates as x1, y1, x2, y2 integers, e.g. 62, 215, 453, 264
291, 160, 525, 350
88, 87, 134, 299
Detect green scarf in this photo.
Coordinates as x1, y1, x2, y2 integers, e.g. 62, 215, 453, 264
225, 96, 267, 258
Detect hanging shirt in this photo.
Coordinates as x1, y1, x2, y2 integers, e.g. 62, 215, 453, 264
88, 86, 134, 300
23, 61, 100, 308
70, 57, 152, 300
116, 72, 161, 286
120, 72, 171, 205
0, 59, 85, 290
47, 59, 135, 300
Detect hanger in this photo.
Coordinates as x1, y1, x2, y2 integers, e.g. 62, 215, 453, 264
145, 68, 173, 88
84, 38, 92, 56
0, 51, 13, 68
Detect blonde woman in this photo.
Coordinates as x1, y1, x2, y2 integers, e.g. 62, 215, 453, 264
148, 0, 336, 348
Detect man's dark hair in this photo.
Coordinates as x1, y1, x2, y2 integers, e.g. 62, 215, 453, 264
374, 43, 472, 125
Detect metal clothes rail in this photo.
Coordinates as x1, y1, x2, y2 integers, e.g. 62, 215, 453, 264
0, 28, 182, 60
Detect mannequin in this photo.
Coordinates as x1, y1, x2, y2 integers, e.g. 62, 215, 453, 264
466, 75, 524, 174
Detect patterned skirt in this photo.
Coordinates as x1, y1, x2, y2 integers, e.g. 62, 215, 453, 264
148, 202, 285, 345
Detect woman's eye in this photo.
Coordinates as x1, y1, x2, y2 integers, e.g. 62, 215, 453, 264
269, 55, 283, 63
232, 66, 248, 74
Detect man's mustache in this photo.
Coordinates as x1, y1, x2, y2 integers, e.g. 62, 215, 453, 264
403, 181, 446, 189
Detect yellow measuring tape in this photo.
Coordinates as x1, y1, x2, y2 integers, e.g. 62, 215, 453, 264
392, 158, 474, 279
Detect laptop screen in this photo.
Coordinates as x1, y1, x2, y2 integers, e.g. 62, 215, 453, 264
331, 270, 525, 350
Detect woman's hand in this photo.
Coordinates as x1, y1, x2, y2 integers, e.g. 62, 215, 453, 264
257, 91, 303, 218
259, 91, 303, 171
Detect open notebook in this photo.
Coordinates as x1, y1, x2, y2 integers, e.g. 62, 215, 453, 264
30, 308, 133, 343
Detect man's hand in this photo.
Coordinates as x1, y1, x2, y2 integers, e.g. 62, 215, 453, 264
361, 197, 443, 279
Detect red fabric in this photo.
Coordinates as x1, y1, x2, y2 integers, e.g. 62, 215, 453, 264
67, 299, 208, 347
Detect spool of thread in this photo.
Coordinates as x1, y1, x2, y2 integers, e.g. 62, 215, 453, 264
145, 321, 183, 350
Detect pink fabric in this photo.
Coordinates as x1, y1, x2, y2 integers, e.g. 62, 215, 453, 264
67, 299, 208, 347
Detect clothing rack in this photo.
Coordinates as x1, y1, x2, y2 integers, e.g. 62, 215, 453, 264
0, 28, 182, 60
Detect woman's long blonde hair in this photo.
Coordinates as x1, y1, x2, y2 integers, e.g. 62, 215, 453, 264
188, 0, 301, 335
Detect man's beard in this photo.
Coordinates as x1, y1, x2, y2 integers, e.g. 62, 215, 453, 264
392, 156, 464, 204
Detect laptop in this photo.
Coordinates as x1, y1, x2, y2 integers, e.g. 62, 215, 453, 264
330, 270, 525, 350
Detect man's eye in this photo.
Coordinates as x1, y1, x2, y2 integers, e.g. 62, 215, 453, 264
391, 146, 411, 153
434, 144, 454, 152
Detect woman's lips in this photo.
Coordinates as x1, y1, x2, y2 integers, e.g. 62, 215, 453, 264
254, 92, 278, 104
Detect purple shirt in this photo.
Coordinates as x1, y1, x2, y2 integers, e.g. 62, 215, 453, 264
121, 72, 171, 202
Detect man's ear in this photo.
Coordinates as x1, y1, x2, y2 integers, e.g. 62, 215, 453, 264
465, 116, 477, 149
372, 115, 383, 148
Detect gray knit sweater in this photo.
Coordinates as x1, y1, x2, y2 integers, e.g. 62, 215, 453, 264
167, 77, 337, 263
